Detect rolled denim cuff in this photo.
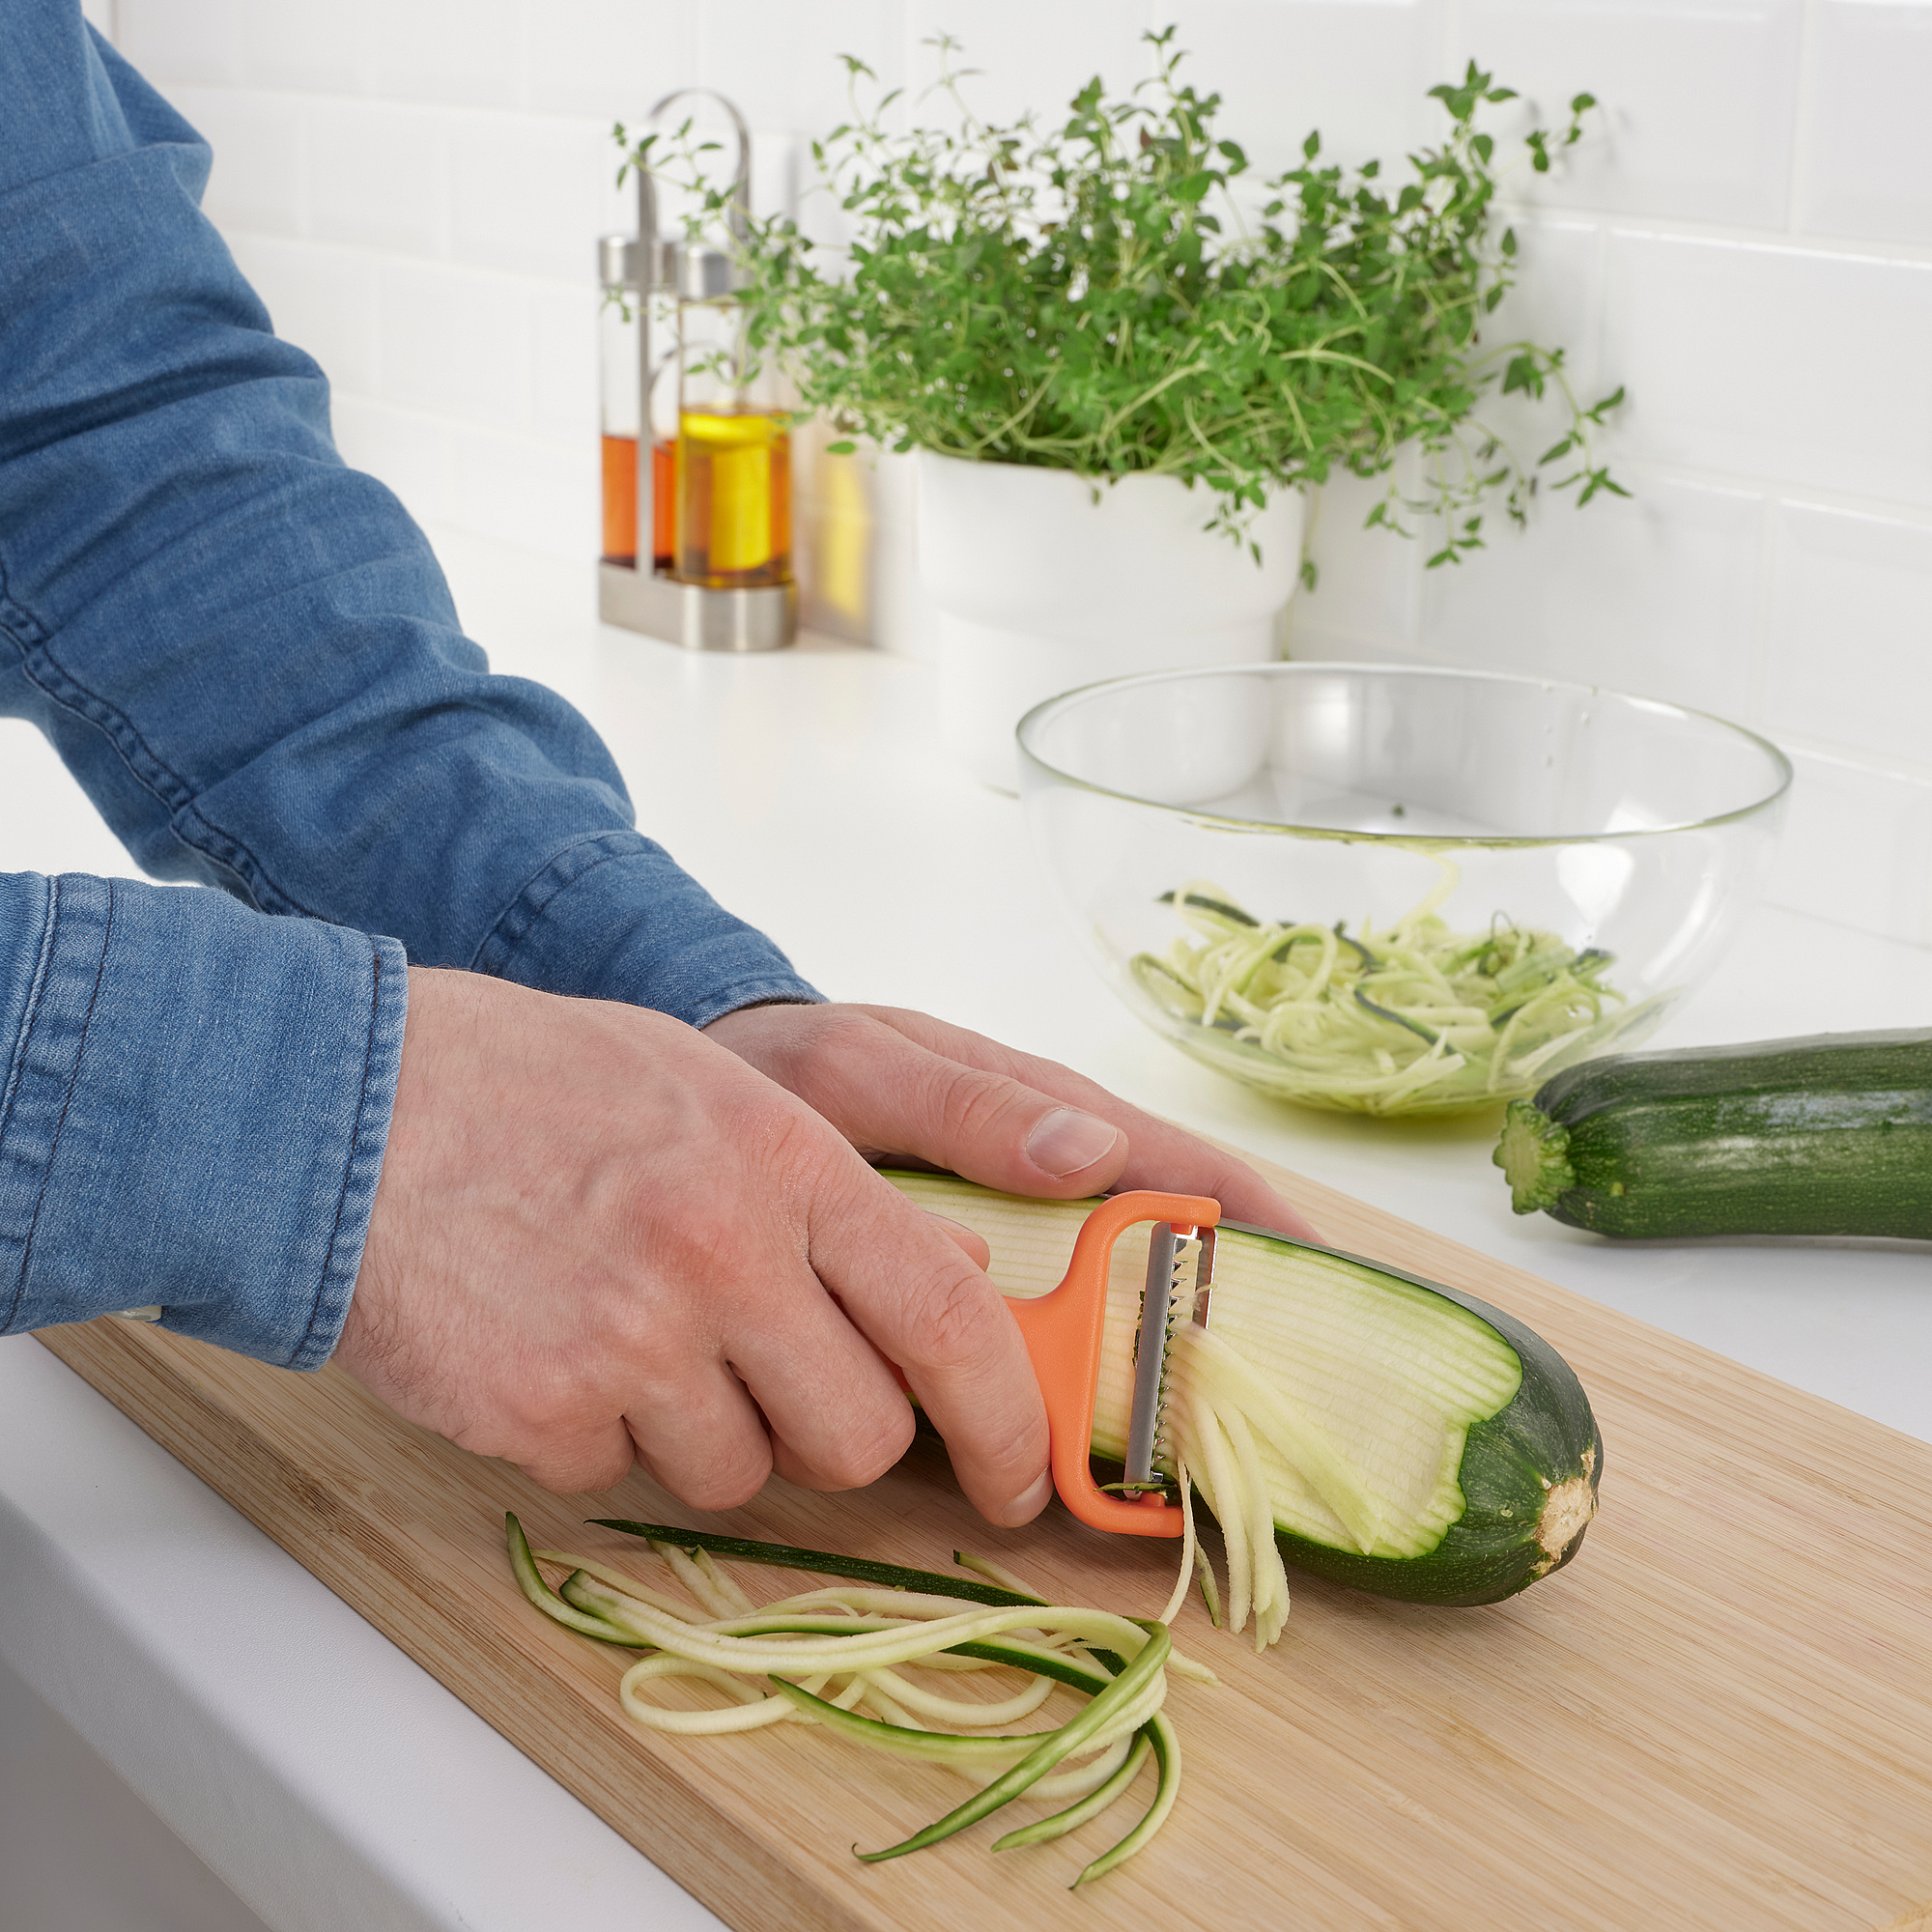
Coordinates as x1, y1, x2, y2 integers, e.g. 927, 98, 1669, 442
469, 830, 822, 1029
0, 872, 406, 1369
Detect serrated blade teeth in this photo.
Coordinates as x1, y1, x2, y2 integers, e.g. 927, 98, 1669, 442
1122, 1223, 1213, 1493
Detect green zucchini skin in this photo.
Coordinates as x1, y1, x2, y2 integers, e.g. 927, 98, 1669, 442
1500, 1030, 1932, 1240
1219, 1226, 1604, 1607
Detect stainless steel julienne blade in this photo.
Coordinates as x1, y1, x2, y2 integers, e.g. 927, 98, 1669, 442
1122, 1223, 1217, 1493
1123, 1219, 1215, 1492
1190, 1226, 1216, 1331
1122, 1224, 1179, 1492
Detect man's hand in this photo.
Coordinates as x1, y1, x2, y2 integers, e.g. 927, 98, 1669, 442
703, 1001, 1320, 1239
340, 970, 1052, 1524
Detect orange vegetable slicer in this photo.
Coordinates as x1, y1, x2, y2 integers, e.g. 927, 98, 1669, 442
1006, 1191, 1220, 1539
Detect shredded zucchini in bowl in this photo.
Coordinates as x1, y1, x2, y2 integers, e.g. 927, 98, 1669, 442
1131, 868, 1654, 1116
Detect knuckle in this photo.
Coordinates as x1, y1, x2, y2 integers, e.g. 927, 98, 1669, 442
898, 1260, 1003, 1373
664, 1449, 770, 1513
926, 1062, 1022, 1145
814, 1403, 916, 1492
724, 1089, 835, 1188
787, 1009, 878, 1093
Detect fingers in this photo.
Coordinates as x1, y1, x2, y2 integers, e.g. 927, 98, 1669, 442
927, 1211, 992, 1271
708, 1000, 1321, 1240
859, 1007, 1323, 1239
721, 1248, 919, 1494
708, 1004, 1131, 1198
801, 1159, 1051, 1526
620, 1357, 778, 1511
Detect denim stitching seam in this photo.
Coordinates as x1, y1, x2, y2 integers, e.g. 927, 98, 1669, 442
0, 619, 323, 923
467, 833, 636, 976
5, 879, 116, 1331
0, 873, 61, 1153
298, 942, 384, 1368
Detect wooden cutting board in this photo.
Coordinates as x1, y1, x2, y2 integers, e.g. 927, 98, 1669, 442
38, 1154, 1932, 1932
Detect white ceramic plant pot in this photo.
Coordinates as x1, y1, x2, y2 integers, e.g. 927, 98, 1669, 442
916, 449, 1304, 791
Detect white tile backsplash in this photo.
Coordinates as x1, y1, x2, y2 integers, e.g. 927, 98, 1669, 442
1454, 0, 1804, 229
523, 0, 699, 123
1419, 469, 1772, 721
363, 0, 526, 110
233, 0, 365, 96
703, 0, 906, 137
1770, 745, 1932, 946
117, 0, 240, 86
225, 234, 381, 395
1800, 1, 1932, 246
375, 259, 533, 432
1162, 0, 1446, 178
1601, 232, 1932, 508
308, 100, 449, 256
448, 114, 611, 280
171, 85, 306, 238
329, 395, 456, 531
1766, 500, 1932, 771
902, 0, 1156, 132
446, 422, 598, 560
528, 279, 603, 444
98, 0, 1932, 952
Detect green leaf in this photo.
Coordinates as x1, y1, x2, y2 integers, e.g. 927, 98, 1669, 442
825, 440, 859, 455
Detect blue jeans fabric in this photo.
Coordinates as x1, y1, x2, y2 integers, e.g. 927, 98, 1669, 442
0, 1, 818, 1365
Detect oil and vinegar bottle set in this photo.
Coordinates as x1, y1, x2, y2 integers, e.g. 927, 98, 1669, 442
598, 92, 796, 651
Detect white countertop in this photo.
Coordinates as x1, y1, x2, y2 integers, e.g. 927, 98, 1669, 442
2, 552, 1926, 1931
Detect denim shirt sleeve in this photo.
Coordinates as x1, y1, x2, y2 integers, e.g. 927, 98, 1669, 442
0, 871, 406, 1367
0, 1, 821, 1030
0, 3, 821, 1360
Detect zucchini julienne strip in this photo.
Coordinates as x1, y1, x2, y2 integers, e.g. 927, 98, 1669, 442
1156, 887, 1259, 927
589, 1519, 1046, 1607
994, 1731, 1151, 1852
509, 1520, 1189, 1884
839, 1621, 1172, 1865
1069, 1713, 1182, 1889
506, 1513, 637, 1645
1135, 871, 1634, 1114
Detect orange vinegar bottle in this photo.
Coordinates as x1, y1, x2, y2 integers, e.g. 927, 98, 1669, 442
600, 434, 675, 569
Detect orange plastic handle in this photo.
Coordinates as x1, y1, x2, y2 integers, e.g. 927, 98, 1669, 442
1006, 1190, 1220, 1539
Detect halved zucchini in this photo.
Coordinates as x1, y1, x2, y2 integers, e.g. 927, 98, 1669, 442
885, 1172, 1601, 1609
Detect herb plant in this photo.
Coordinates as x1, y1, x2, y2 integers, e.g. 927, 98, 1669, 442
627, 32, 1623, 566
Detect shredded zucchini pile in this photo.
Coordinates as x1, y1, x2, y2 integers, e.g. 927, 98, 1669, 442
508, 1517, 1208, 1887
1131, 868, 1643, 1116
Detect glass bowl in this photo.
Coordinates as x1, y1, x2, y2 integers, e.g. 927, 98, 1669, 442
1017, 664, 1792, 1117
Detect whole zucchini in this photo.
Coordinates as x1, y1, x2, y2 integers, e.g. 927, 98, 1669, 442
885, 1173, 1603, 1608
1495, 1029, 1932, 1239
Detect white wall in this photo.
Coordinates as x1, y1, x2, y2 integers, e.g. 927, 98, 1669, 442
102, 0, 1932, 950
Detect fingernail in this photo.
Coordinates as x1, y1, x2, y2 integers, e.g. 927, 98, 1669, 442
1024, 1108, 1122, 1179
1000, 1469, 1054, 1526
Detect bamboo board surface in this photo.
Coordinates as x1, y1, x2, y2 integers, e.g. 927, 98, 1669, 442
38, 1152, 1932, 1932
